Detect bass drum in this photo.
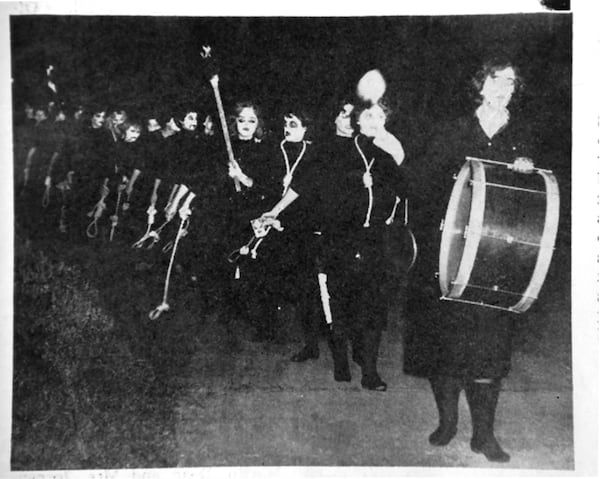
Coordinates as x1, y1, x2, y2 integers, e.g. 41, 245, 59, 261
438, 157, 559, 313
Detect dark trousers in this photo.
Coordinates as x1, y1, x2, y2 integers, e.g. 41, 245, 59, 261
327, 233, 388, 380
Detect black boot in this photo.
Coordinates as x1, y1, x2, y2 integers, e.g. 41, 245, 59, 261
428, 375, 462, 446
465, 380, 510, 463
329, 330, 351, 382
359, 328, 386, 391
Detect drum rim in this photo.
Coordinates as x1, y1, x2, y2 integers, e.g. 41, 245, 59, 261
438, 159, 486, 297
511, 170, 560, 312
439, 158, 560, 313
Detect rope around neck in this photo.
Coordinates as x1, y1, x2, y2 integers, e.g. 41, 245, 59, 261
354, 135, 375, 228
280, 139, 307, 196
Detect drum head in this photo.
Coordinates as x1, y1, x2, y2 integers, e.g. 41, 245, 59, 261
438, 157, 560, 313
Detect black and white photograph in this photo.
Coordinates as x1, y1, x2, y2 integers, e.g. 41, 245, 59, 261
1, 0, 597, 476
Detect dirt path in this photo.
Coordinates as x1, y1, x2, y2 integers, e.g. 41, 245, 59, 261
172, 311, 573, 469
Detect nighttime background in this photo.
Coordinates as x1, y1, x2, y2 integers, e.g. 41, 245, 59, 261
10, 14, 572, 167
8, 13, 574, 470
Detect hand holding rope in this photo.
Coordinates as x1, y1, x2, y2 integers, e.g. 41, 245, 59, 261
146, 184, 188, 249
149, 191, 196, 320
86, 178, 110, 238
226, 215, 284, 263
132, 179, 161, 248
56, 179, 71, 233
109, 177, 129, 242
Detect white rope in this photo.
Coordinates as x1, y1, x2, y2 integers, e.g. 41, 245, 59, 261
86, 178, 110, 238
41, 154, 58, 208
354, 135, 375, 228
132, 180, 160, 248
109, 177, 128, 242
280, 139, 307, 196
42, 176, 51, 208
149, 191, 196, 320
145, 184, 188, 249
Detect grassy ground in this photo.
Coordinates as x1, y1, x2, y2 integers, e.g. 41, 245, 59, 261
11, 227, 215, 469
10, 213, 572, 470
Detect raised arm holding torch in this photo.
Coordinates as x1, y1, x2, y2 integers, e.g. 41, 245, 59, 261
202, 45, 242, 192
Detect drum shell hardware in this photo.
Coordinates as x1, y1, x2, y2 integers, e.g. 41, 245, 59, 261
438, 157, 560, 313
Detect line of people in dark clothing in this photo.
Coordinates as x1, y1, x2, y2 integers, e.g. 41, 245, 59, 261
14, 58, 547, 463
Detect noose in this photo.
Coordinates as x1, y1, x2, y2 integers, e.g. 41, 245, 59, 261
86, 178, 110, 238
109, 176, 128, 242
146, 184, 189, 249
149, 191, 196, 320
132, 179, 161, 248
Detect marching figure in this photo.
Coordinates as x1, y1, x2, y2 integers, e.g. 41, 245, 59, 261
264, 89, 407, 389
323, 99, 406, 391
403, 58, 536, 463
262, 107, 323, 354
223, 101, 280, 340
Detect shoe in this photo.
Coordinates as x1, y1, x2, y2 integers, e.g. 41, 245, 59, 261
290, 346, 319, 362
334, 368, 351, 382
471, 436, 511, 463
428, 376, 461, 446
466, 380, 510, 463
361, 375, 387, 391
429, 425, 458, 446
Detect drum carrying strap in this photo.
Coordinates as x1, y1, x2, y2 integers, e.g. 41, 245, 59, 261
354, 136, 375, 228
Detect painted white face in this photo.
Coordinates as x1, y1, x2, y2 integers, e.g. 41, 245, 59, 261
283, 114, 307, 143
357, 104, 386, 138
25, 104, 34, 119
91, 111, 105, 129
480, 66, 516, 109
236, 107, 259, 140
167, 118, 181, 132
147, 118, 161, 132
182, 112, 198, 131
335, 103, 354, 138
124, 126, 141, 143
111, 112, 126, 127
55, 111, 66, 122
34, 109, 47, 123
